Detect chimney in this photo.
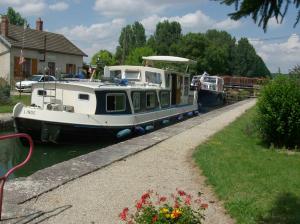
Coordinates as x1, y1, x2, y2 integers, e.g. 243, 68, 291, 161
36, 17, 43, 31
0, 15, 9, 36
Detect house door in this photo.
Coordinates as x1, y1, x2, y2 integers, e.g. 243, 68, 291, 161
48, 62, 55, 75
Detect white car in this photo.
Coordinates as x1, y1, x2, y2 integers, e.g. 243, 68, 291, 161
15, 75, 56, 92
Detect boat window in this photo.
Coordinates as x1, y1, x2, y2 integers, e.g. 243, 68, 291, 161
146, 92, 156, 109
37, 90, 46, 96
203, 77, 216, 83
110, 70, 122, 79
124, 70, 140, 80
79, 94, 89, 100
132, 92, 140, 111
145, 71, 161, 84
160, 91, 170, 108
184, 77, 189, 96
165, 74, 170, 87
106, 93, 126, 112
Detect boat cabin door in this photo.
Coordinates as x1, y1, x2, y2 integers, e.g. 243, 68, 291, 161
171, 74, 181, 105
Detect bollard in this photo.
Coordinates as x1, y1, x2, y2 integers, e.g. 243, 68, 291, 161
0, 133, 34, 220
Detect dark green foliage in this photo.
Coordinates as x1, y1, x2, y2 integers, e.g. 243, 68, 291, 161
0, 78, 10, 104
151, 20, 182, 55
257, 75, 300, 148
214, 0, 300, 31
6, 7, 27, 26
232, 38, 270, 77
116, 22, 146, 63
125, 47, 155, 65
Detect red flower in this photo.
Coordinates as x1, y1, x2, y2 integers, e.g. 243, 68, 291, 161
152, 215, 158, 223
141, 192, 150, 203
201, 203, 208, 209
177, 189, 186, 196
185, 195, 191, 205
159, 196, 167, 202
119, 207, 129, 221
136, 201, 143, 210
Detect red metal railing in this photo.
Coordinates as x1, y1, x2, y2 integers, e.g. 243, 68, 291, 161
0, 133, 34, 220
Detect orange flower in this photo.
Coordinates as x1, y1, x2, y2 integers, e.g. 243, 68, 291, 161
152, 215, 158, 223
201, 203, 208, 209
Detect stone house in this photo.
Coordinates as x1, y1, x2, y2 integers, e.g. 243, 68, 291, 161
0, 16, 87, 85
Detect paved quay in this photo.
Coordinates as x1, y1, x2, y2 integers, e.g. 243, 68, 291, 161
0, 113, 13, 131
1, 99, 256, 224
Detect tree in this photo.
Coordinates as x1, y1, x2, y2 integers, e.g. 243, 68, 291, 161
91, 50, 116, 77
125, 47, 155, 65
6, 7, 27, 26
232, 38, 270, 77
152, 20, 182, 55
115, 22, 146, 63
214, 0, 300, 31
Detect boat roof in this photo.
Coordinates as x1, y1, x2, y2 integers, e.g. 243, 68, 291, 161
142, 56, 196, 64
33, 80, 161, 91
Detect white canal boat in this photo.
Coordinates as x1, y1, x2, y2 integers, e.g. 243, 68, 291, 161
13, 56, 199, 143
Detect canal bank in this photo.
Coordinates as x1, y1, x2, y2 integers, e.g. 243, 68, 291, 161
0, 113, 13, 131
1, 99, 256, 223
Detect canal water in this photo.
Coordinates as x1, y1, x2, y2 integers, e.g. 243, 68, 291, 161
0, 131, 112, 179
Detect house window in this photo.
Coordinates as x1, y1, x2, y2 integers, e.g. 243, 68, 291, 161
160, 91, 170, 108
106, 93, 126, 112
132, 92, 140, 111
145, 71, 161, 84
79, 94, 89, 100
66, 64, 76, 75
48, 62, 55, 75
146, 92, 156, 109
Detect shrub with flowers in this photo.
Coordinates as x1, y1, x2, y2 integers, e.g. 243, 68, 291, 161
119, 189, 208, 224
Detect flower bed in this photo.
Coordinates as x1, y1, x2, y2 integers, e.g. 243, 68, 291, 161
119, 189, 207, 224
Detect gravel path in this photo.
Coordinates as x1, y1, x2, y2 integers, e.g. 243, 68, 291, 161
19, 100, 256, 224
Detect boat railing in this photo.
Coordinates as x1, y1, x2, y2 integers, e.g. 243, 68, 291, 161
0, 133, 34, 221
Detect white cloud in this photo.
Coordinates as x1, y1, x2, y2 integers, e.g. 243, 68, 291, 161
16, 1, 47, 16
56, 19, 126, 60
141, 10, 242, 34
214, 18, 241, 30
49, 2, 69, 11
93, 0, 201, 17
250, 34, 300, 73
267, 17, 284, 29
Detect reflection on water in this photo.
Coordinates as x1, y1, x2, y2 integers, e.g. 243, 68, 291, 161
0, 131, 112, 179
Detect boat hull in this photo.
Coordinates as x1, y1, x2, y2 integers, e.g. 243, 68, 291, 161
13, 103, 198, 143
198, 89, 225, 108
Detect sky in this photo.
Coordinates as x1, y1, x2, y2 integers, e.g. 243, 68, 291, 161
0, 0, 299, 73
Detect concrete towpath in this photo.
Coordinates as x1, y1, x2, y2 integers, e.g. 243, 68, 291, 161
3, 99, 256, 224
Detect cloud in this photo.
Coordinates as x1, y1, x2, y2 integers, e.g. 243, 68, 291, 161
214, 18, 241, 30
56, 19, 126, 59
250, 34, 300, 73
93, 0, 200, 17
16, 1, 47, 16
49, 2, 69, 11
141, 10, 241, 34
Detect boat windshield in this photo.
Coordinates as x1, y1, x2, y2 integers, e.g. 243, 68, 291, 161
110, 70, 122, 79
203, 77, 216, 84
124, 70, 140, 80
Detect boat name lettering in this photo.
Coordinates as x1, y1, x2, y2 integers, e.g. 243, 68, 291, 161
24, 109, 36, 115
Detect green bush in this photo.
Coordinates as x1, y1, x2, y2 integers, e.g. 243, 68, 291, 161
256, 75, 300, 148
0, 78, 11, 104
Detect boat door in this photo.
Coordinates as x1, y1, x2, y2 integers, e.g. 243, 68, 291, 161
171, 74, 177, 105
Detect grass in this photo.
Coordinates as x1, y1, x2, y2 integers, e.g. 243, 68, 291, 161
0, 95, 31, 113
193, 107, 300, 224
